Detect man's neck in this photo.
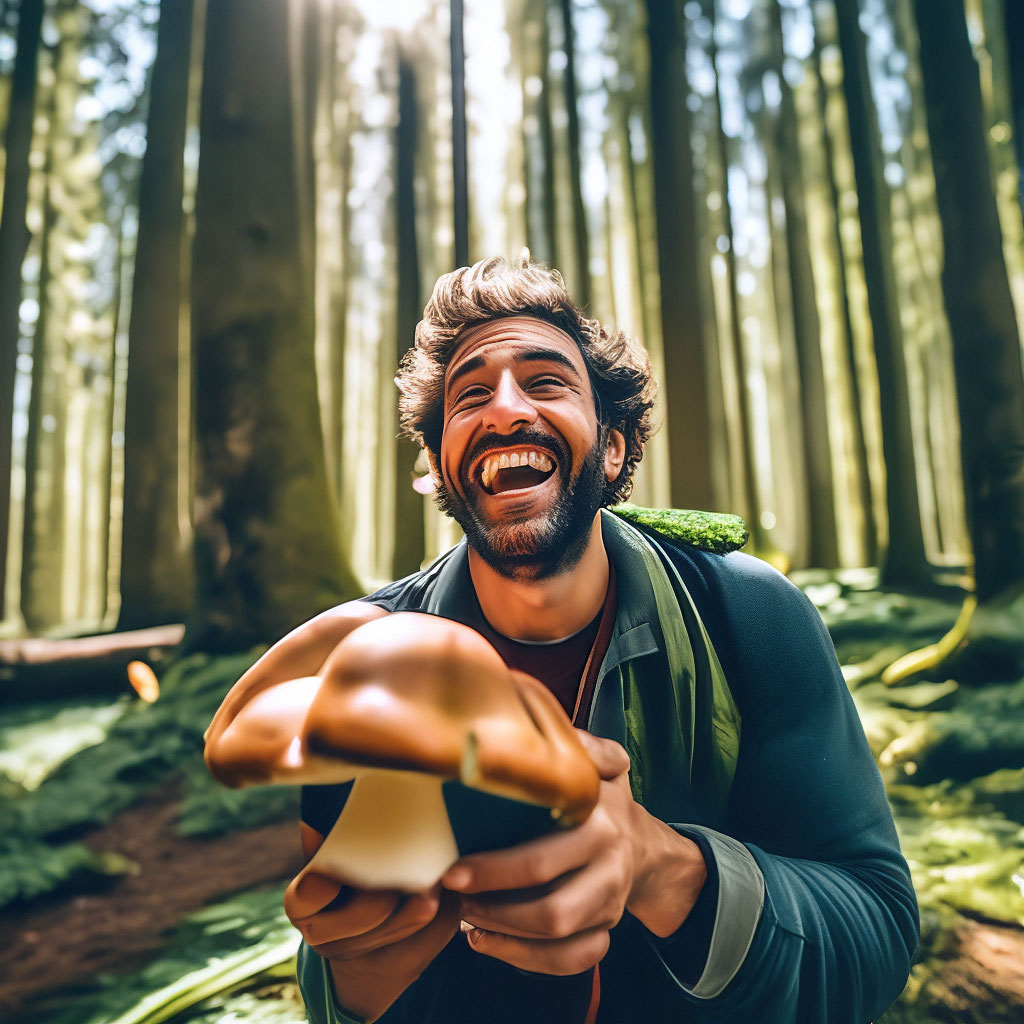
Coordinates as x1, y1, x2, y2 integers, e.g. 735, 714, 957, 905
467, 515, 609, 641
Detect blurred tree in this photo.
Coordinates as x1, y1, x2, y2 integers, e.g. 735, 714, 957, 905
19, 40, 62, 631
189, 0, 358, 652
558, 0, 590, 310
644, 0, 715, 512
392, 51, 425, 578
117, 0, 195, 630
450, 0, 468, 266
767, 0, 836, 568
835, 0, 931, 588
915, 0, 1024, 602
0, 0, 44, 620
1005, 0, 1024, 211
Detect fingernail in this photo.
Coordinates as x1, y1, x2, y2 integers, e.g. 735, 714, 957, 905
444, 867, 471, 891
460, 919, 473, 933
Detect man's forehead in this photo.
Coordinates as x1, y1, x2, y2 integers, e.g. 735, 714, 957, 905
445, 315, 583, 377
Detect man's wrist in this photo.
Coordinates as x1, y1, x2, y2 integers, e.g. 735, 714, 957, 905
626, 809, 708, 937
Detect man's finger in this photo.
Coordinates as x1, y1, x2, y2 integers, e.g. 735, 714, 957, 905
460, 855, 626, 940
291, 887, 402, 944
443, 812, 606, 894
464, 924, 611, 976
313, 891, 448, 961
574, 730, 630, 780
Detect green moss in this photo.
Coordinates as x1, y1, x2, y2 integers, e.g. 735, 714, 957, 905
611, 503, 749, 553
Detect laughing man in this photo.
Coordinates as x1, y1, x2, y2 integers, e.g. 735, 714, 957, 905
284, 257, 919, 1023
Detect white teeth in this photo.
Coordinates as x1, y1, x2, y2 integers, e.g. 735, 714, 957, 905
478, 449, 556, 491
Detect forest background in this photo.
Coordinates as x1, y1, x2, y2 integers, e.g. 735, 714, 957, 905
1, 0, 1023, 1021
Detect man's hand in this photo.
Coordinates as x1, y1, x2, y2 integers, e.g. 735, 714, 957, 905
442, 732, 707, 975
285, 824, 460, 1022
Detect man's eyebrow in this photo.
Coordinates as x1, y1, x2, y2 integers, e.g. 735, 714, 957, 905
445, 347, 581, 394
445, 354, 487, 394
513, 348, 581, 376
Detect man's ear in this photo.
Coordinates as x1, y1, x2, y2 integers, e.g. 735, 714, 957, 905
604, 428, 626, 482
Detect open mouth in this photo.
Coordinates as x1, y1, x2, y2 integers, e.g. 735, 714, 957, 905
475, 449, 557, 495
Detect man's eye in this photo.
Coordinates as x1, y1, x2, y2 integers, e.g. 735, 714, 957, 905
454, 387, 488, 406
527, 376, 564, 391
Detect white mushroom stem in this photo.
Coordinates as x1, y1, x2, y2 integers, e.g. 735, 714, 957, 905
305, 769, 459, 892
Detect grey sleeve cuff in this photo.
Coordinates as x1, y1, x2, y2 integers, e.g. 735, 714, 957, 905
673, 825, 765, 999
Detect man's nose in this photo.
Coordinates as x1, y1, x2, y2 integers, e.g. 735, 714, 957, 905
483, 372, 537, 433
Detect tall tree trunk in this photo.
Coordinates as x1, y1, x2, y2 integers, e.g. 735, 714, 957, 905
768, 2, 837, 567
190, 0, 358, 652
450, 0, 469, 267
914, 0, 1024, 601
117, 0, 194, 630
19, 61, 62, 631
1004, 0, 1024, 214
559, 0, 590, 310
644, 0, 715, 511
392, 53, 425, 579
834, 0, 931, 587
0, 0, 44, 620
810, 14, 877, 562
708, 4, 764, 548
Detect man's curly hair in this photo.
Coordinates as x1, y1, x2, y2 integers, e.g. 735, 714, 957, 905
396, 254, 657, 505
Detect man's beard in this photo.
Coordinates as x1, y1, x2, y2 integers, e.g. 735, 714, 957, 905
434, 431, 609, 582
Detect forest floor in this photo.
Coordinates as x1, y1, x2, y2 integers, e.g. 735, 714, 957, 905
1, 577, 1023, 1023
0, 788, 303, 1023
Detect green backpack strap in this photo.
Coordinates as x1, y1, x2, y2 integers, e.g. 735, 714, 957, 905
611, 503, 748, 554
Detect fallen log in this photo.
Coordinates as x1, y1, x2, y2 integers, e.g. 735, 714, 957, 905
0, 625, 185, 703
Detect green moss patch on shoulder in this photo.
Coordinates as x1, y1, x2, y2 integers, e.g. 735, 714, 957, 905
611, 503, 749, 554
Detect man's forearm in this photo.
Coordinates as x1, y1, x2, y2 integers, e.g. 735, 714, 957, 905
626, 808, 708, 937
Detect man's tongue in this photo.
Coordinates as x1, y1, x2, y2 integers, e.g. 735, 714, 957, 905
490, 465, 550, 495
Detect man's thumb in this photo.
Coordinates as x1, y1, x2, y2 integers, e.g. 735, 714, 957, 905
575, 730, 631, 780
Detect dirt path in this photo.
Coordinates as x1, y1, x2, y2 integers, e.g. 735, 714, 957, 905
0, 789, 304, 1022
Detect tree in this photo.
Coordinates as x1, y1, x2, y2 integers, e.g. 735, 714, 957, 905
834, 0, 931, 588
1004, 0, 1024, 212
117, 0, 195, 630
19, 46, 62, 631
392, 52, 425, 579
0, 0, 44, 620
763, 2, 835, 568
644, 0, 716, 512
189, 0, 359, 652
914, 0, 1024, 602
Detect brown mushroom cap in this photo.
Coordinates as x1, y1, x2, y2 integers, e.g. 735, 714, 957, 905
303, 612, 600, 826
206, 611, 600, 827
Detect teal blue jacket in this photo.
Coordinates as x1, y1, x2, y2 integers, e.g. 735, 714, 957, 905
299, 511, 919, 1023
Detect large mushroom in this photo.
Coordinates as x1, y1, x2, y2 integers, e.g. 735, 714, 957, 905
204, 612, 600, 900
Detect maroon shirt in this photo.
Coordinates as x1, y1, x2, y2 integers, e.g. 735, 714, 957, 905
474, 561, 618, 727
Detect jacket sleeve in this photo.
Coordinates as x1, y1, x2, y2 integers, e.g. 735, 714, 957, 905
642, 552, 919, 1023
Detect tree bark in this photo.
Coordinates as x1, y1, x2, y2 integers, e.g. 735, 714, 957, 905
1004, 0, 1024, 214
558, 0, 591, 310
20, 63, 62, 631
117, 0, 195, 630
914, 0, 1024, 601
768, 2, 837, 568
0, 0, 44, 620
189, 0, 358, 652
834, 0, 931, 587
644, 0, 716, 512
392, 53, 426, 579
450, 0, 469, 267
